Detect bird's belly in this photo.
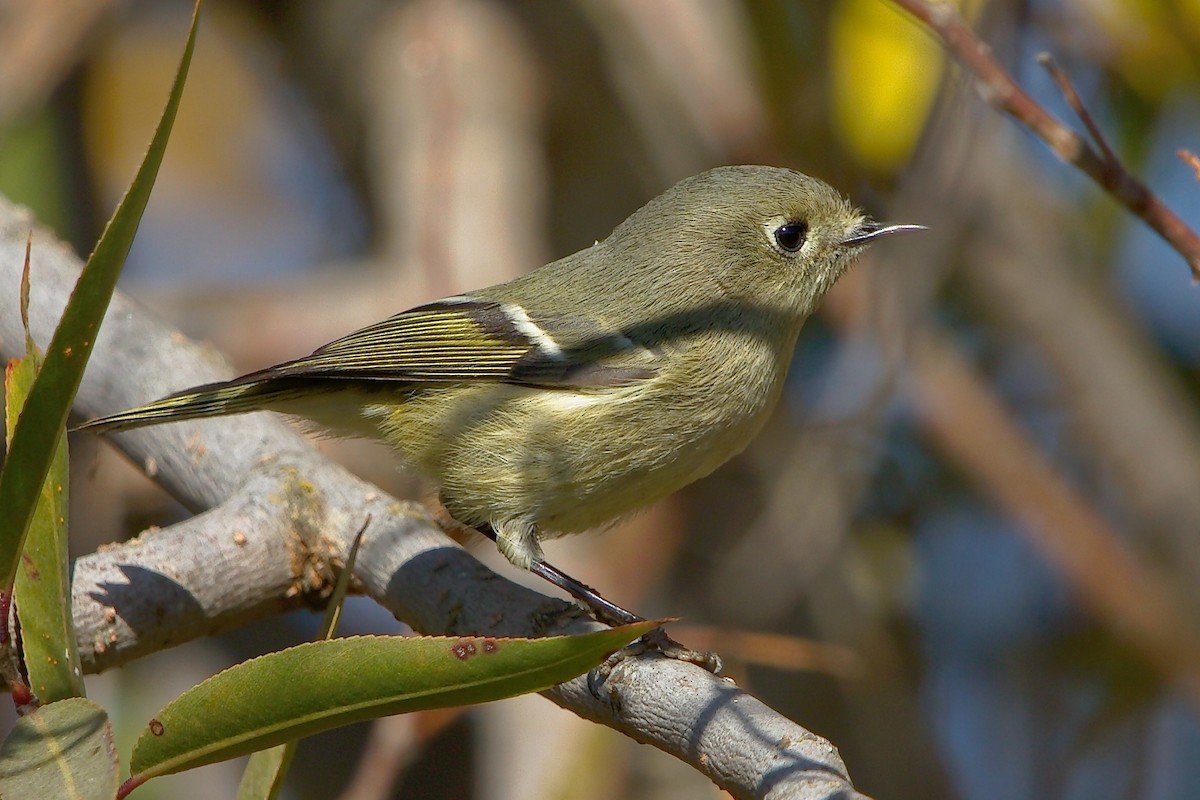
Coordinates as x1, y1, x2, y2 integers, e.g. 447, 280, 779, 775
378, 339, 788, 536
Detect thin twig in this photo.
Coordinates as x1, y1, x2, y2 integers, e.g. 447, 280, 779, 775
1036, 52, 1121, 169
1179, 149, 1200, 182
888, 0, 1200, 281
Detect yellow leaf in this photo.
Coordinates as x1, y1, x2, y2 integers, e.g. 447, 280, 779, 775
830, 0, 948, 173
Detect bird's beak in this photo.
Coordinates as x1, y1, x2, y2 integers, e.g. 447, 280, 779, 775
841, 220, 926, 247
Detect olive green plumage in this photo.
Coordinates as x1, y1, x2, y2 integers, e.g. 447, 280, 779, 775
80, 166, 917, 570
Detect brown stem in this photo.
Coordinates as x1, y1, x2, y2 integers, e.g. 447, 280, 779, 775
1178, 149, 1200, 182
889, 0, 1200, 281
1036, 52, 1120, 169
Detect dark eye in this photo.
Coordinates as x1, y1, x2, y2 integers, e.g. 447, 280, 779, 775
774, 221, 807, 252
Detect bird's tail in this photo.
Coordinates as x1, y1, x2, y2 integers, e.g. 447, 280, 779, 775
75, 378, 294, 434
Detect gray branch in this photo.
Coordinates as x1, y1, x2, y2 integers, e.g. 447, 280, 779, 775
0, 198, 868, 800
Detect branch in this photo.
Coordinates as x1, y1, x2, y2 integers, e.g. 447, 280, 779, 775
889, 0, 1200, 281
1034, 53, 1120, 170
0, 198, 868, 800
1179, 149, 1200, 182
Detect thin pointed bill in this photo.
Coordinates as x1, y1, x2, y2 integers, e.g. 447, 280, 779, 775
841, 221, 926, 247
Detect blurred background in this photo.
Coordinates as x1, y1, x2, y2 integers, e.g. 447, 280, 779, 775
3, 0, 1200, 797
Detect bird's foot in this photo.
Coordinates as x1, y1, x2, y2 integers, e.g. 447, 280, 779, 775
587, 625, 723, 698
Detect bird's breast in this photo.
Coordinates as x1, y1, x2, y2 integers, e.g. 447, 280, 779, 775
381, 324, 796, 537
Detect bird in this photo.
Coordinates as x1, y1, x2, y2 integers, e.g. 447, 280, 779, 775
79, 165, 919, 625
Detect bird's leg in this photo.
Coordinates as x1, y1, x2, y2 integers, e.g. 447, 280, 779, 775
475, 524, 722, 678
475, 523, 641, 625
527, 558, 643, 626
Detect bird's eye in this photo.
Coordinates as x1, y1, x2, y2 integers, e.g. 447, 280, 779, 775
773, 221, 807, 253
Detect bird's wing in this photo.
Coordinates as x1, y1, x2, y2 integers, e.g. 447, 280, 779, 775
255, 296, 661, 390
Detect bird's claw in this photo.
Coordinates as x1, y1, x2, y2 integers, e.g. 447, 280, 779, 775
587, 626, 722, 698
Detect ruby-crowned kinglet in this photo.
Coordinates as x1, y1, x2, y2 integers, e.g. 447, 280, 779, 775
80, 166, 918, 618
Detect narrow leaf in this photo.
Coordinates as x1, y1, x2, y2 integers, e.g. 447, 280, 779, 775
132, 623, 654, 783
20, 233, 32, 353
235, 745, 293, 800
6, 355, 83, 702
317, 518, 367, 641
236, 521, 368, 800
0, 0, 201, 591
0, 698, 118, 800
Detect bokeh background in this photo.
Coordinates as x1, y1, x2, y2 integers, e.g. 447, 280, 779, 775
3, 0, 1200, 798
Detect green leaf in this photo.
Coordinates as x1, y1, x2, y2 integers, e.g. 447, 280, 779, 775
0, 698, 118, 800
6, 354, 83, 702
236, 522, 367, 800
235, 745, 293, 800
0, 0, 201, 592
316, 520, 367, 641
132, 623, 654, 783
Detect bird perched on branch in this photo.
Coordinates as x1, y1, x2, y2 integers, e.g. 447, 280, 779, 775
81, 165, 920, 627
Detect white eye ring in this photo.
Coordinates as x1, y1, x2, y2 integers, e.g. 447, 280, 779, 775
765, 217, 808, 254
